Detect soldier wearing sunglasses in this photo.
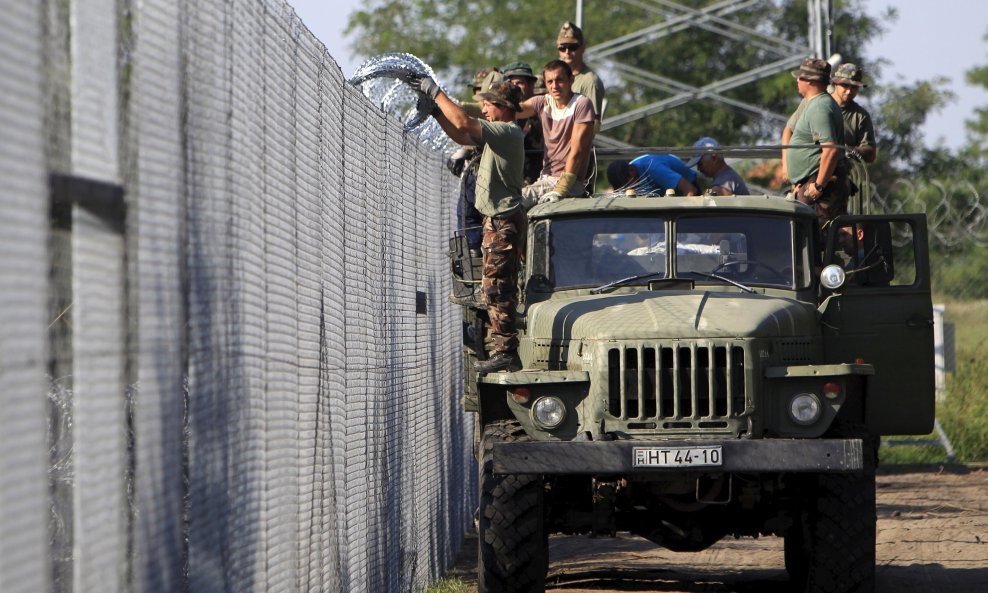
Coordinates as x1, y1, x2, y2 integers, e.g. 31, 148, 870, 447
556, 21, 605, 128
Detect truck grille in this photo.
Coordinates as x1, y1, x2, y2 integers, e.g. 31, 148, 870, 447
606, 343, 747, 424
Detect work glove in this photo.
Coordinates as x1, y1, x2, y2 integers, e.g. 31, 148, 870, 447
446, 147, 473, 177
538, 191, 562, 205
399, 73, 440, 99
551, 171, 578, 196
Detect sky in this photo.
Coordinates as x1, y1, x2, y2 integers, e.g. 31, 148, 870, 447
288, 0, 988, 150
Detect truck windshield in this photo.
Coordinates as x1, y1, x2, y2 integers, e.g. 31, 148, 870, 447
549, 217, 668, 289
547, 214, 804, 290
675, 215, 799, 289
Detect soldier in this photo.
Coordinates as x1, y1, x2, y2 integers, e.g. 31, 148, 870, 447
781, 58, 849, 226
402, 74, 526, 373
518, 59, 596, 206
830, 63, 877, 164
502, 61, 544, 184
556, 21, 606, 127
452, 70, 510, 253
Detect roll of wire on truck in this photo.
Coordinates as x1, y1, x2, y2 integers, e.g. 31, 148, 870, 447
449, 179, 934, 593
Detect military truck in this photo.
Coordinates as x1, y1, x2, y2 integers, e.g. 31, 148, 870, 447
450, 192, 934, 593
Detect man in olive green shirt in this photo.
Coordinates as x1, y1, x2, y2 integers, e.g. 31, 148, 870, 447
830, 63, 877, 163
556, 21, 605, 127
781, 58, 849, 225
402, 74, 526, 373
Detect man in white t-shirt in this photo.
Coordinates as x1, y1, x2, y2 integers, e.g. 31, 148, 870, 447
516, 59, 596, 208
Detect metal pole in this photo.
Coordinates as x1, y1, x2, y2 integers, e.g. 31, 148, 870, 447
576, 0, 583, 28
826, 0, 834, 57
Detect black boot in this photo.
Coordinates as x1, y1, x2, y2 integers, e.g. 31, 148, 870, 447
474, 351, 522, 374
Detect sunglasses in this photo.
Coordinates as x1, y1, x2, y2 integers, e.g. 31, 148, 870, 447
557, 43, 582, 52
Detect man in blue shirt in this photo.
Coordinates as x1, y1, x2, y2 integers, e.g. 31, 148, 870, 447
606, 154, 699, 196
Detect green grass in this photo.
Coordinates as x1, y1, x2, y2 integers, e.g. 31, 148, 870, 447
880, 298, 988, 465
418, 577, 469, 593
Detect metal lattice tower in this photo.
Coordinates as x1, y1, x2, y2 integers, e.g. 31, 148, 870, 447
576, 0, 834, 148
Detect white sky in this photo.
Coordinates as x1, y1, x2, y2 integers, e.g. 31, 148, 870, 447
288, 0, 988, 150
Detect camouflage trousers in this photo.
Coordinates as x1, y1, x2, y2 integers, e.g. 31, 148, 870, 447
481, 210, 526, 352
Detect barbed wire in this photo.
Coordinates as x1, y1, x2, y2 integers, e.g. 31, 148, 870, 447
349, 53, 458, 153
870, 179, 988, 250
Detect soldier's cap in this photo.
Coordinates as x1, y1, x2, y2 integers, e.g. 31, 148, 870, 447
557, 21, 584, 45
832, 63, 868, 87
470, 67, 501, 89
501, 61, 537, 80
790, 57, 831, 82
475, 80, 524, 112
685, 137, 720, 168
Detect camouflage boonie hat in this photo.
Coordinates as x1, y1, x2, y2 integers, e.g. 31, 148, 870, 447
557, 21, 584, 45
475, 80, 524, 112
832, 63, 867, 87
470, 67, 501, 89
790, 57, 831, 82
501, 61, 537, 80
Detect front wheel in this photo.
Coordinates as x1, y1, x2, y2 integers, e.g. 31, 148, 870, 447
788, 467, 876, 593
477, 420, 546, 593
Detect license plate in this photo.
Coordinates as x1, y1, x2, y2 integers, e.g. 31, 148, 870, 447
633, 446, 723, 468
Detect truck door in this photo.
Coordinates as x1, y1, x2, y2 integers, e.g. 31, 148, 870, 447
820, 214, 934, 435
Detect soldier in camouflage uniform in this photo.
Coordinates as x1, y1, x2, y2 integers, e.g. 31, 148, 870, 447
830, 63, 877, 164
830, 63, 877, 205
402, 73, 527, 373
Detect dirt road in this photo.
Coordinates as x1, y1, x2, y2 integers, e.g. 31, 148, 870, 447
444, 467, 988, 592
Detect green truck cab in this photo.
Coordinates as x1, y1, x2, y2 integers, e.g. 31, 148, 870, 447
451, 194, 934, 593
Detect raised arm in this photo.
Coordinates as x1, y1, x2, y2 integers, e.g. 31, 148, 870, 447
432, 90, 481, 147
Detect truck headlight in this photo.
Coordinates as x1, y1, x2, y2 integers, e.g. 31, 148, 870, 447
532, 397, 566, 429
820, 264, 846, 290
788, 393, 822, 425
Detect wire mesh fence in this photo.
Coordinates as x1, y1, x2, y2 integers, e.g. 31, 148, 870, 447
2, 0, 470, 592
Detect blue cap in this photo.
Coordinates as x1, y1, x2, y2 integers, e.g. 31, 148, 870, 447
686, 137, 720, 168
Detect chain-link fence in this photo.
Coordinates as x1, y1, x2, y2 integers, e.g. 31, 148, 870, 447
2, 1, 470, 592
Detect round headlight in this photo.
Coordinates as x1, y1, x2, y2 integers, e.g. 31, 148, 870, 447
820, 264, 846, 290
789, 393, 822, 425
532, 397, 566, 429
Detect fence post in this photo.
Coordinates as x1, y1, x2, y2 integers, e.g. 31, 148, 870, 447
933, 304, 946, 401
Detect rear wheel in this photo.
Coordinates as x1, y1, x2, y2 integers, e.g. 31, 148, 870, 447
477, 420, 546, 593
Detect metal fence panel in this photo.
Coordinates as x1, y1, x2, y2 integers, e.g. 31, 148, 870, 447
0, 1, 51, 591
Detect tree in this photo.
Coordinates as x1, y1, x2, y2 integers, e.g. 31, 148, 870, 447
963, 30, 988, 164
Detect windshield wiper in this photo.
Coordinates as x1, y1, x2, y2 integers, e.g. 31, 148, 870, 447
590, 272, 667, 294
683, 270, 756, 294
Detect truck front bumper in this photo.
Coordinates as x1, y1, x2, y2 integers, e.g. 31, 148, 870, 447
493, 438, 864, 474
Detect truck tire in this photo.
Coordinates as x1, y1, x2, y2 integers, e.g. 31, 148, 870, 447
477, 420, 546, 593
790, 468, 876, 593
